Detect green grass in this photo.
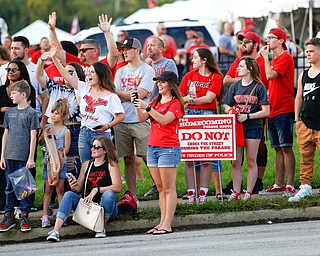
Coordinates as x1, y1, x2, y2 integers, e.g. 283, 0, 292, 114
34, 129, 320, 210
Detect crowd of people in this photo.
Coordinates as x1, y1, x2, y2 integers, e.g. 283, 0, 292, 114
0, 12, 318, 242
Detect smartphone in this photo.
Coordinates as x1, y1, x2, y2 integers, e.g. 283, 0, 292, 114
132, 92, 139, 102
93, 125, 102, 130
66, 173, 75, 180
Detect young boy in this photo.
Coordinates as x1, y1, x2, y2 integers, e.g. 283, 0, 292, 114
0, 80, 40, 232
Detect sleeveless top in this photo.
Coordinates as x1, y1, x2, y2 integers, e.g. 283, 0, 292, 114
83, 160, 112, 203
301, 69, 320, 130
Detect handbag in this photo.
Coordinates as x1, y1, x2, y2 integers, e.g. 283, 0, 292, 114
72, 162, 104, 232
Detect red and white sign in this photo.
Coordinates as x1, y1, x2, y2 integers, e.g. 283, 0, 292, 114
179, 115, 236, 161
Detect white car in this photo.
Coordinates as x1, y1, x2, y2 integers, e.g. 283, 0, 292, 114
72, 20, 221, 59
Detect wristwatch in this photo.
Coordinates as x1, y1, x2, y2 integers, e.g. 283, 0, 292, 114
145, 106, 152, 112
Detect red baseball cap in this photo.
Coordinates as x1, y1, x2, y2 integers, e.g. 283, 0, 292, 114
268, 28, 287, 50
237, 32, 261, 45
245, 19, 256, 27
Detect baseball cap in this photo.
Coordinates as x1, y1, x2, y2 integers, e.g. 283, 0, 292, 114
153, 71, 178, 84
268, 28, 287, 50
122, 38, 142, 49
245, 19, 256, 27
193, 31, 204, 38
237, 32, 261, 45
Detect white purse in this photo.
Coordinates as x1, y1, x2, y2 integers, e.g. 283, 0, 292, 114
72, 162, 104, 232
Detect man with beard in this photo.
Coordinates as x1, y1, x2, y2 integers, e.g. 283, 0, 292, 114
223, 32, 268, 195
142, 36, 178, 197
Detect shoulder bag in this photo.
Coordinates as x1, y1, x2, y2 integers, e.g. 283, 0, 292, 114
72, 162, 105, 232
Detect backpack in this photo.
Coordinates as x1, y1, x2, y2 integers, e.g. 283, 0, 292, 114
117, 190, 139, 220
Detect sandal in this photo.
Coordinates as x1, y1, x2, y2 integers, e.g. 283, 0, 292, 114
145, 227, 158, 234
216, 193, 227, 200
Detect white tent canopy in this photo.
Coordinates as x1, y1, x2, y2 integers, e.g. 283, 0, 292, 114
12, 19, 72, 45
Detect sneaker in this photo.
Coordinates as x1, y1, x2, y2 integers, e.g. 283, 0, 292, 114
252, 179, 264, 194
182, 193, 188, 200
47, 229, 60, 242
228, 190, 241, 201
284, 186, 296, 197
0, 212, 16, 232
243, 191, 252, 201
20, 212, 31, 232
41, 215, 51, 228
95, 229, 106, 238
187, 191, 196, 204
14, 207, 21, 219
223, 180, 243, 195
288, 184, 312, 202
144, 185, 158, 197
259, 184, 286, 195
198, 190, 207, 204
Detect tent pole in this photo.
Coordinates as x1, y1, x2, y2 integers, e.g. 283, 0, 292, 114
290, 12, 295, 42
300, 8, 308, 44
309, 0, 313, 39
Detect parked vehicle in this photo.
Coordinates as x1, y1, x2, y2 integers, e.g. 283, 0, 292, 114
72, 20, 221, 58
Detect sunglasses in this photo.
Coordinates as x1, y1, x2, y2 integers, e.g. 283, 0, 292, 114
241, 39, 254, 45
79, 47, 95, 53
67, 70, 75, 75
6, 67, 20, 73
90, 144, 104, 150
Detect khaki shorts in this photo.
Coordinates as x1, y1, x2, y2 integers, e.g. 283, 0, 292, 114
113, 122, 150, 158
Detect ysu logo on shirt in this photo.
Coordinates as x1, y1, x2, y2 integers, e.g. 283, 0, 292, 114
84, 95, 107, 113
121, 76, 143, 90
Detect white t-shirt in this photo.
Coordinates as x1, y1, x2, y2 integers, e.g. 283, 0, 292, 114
114, 63, 155, 123
77, 81, 124, 130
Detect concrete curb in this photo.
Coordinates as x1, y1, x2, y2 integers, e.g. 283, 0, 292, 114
1, 206, 320, 244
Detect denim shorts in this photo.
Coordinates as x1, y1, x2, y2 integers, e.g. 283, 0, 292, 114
194, 160, 223, 172
147, 146, 182, 168
268, 112, 294, 148
244, 127, 262, 139
42, 163, 67, 179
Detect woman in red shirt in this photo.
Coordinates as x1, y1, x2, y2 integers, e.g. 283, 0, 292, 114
179, 48, 223, 203
133, 71, 184, 235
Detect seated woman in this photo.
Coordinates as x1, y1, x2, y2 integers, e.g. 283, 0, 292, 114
46, 135, 122, 241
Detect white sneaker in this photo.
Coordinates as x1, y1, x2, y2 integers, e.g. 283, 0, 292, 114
46, 229, 60, 242
288, 184, 312, 202
95, 229, 106, 238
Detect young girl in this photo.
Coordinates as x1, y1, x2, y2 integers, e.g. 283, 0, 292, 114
224, 56, 270, 201
40, 98, 71, 227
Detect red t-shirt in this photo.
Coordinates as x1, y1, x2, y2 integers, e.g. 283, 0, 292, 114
226, 56, 268, 89
148, 98, 184, 147
179, 70, 222, 110
163, 46, 176, 60
187, 44, 210, 71
31, 50, 53, 68
268, 51, 294, 118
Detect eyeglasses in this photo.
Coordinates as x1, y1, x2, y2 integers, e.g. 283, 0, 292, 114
67, 70, 75, 75
266, 36, 279, 40
118, 34, 125, 37
90, 144, 104, 150
79, 47, 95, 53
6, 67, 20, 73
241, 39, 253, 45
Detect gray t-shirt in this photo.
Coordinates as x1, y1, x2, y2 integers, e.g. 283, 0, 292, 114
115, 63, 155, 123
151, 58, 179, 99
219, 34, 237, 71
3, 106, 40, 161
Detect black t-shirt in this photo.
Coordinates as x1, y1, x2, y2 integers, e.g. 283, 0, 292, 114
83, 160, 112, 203
301, 69, 320, 130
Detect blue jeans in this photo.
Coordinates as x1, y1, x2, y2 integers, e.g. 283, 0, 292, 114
67, 124, 81, 157
5, 160, 32, 214
268, 112, 294, 148
56, 190, 118, 221
78, 127, 112, 163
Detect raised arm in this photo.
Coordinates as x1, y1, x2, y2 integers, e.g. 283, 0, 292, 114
51, 42, 79, 89
98, 14, 118, 69
48, 11, 66, 64
35, 52, 50, 89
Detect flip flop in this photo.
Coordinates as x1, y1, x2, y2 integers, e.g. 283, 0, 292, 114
153, 228, 173, 235
216, 193, 227, 200
145, 227, 158, 234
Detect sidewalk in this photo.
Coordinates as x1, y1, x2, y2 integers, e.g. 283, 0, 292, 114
1, 191, 320, 244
